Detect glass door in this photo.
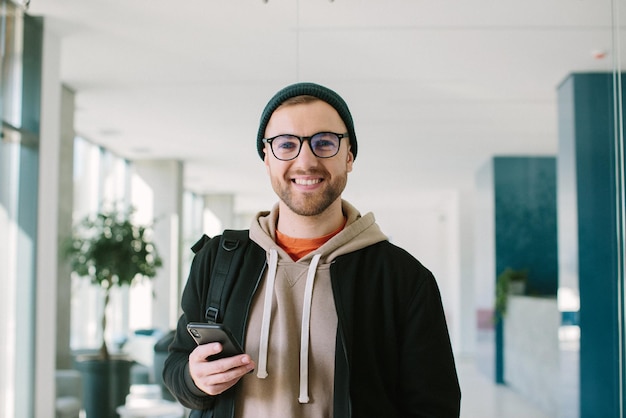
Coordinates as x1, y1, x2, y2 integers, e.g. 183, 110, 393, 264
615, 0, 626, 415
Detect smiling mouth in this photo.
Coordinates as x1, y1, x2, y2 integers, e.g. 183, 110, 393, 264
293, 178, 322, 186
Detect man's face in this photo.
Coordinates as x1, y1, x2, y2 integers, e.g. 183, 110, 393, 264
263, 100, 354, 217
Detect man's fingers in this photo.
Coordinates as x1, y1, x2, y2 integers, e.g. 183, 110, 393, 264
191, 355, 256, 396
188, 345, 256, 396
199, 360, 255, 386
190, 342, 222, 361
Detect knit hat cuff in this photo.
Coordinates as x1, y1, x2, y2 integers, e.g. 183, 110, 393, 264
256, 82, 357, 160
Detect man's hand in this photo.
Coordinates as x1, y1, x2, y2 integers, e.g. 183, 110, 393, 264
188, 343, 256, 396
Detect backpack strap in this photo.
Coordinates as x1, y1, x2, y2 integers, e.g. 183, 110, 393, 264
205, 229, 250, 324
191, 234, 211, 254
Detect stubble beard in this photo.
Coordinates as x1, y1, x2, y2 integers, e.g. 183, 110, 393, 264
273, 171, 348, 217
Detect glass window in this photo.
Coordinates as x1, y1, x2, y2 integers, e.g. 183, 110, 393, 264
70, 137, 138, 350
0, 3, 39, 417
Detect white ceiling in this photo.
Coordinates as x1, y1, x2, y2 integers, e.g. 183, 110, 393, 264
28, 0, 619, 214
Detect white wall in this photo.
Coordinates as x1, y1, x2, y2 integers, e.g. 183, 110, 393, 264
474, 160, 495, 313
458, 190, 476, 356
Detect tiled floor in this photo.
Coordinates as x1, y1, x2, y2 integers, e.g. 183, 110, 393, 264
458, 326, 580, 418
102, 341, 578, 418
457, 355, 553, 418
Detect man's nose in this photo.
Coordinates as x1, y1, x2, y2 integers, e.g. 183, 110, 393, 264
295, 139, 318, 164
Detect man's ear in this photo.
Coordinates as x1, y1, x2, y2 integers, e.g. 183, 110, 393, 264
346, 148, 354, 173
264, 147, 270, 168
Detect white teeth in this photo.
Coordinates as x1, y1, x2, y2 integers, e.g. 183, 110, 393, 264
294, 178, 321, 186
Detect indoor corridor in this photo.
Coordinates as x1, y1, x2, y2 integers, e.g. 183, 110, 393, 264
457, 326, 579, 418
458, 357, 554, 418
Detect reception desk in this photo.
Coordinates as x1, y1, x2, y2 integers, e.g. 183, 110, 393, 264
503, 295, 560, 416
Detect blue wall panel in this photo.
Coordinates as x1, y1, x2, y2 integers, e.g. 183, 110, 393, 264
558, 72, 621, 418
492, 156, 558, 383
494, 157, 558, 295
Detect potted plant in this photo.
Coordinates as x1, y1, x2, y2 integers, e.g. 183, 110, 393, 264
494, 267, 528, 320
64, 206, 162, 418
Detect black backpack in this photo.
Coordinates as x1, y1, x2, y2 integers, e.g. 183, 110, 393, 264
191, 229, 250, 324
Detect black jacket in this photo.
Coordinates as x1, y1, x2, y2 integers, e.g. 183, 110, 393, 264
163, 234, 461, 417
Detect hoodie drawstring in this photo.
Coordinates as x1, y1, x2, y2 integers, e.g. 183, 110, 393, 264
255, 249, 322, 404
298, 253, 321, 403
257, 248, 278, 379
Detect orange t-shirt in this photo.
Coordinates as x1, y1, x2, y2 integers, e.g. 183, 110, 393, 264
275, 220, 346, 261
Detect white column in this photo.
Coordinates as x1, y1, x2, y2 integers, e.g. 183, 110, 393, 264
204, 193, 235, 232
458, 190, 476, 357
473, 160, 496, 377
35, 21, 62, 418
132, 160, 183, 332
55, 86, 75, 369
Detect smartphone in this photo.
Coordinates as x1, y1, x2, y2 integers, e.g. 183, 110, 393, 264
186, 322, 244, 360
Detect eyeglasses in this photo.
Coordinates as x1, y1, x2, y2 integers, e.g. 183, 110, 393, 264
262, 132, 348, 161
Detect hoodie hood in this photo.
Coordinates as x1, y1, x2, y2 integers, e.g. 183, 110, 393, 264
250, 199, 387, 263
247, 200, 387, 404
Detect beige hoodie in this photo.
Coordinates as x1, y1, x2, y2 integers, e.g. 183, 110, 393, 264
235, 200, 387, 418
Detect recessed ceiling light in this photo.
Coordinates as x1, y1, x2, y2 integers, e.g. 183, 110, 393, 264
100, 129, 121, 137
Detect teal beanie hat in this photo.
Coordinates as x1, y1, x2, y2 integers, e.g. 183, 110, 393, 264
256, 82, 357, 160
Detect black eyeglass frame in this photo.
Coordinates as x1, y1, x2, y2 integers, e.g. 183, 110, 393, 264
262, 132, 349, 161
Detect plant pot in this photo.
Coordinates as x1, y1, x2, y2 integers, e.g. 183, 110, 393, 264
75, 355, 134, 418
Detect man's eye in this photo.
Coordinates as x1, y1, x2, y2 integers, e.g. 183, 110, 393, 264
276, 140, 298, 150
314, 140, 335, 148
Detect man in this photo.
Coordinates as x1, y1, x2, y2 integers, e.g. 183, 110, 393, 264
163, 82, 461, 417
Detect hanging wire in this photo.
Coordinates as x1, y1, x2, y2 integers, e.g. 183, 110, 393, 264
296, 0, 300, 81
